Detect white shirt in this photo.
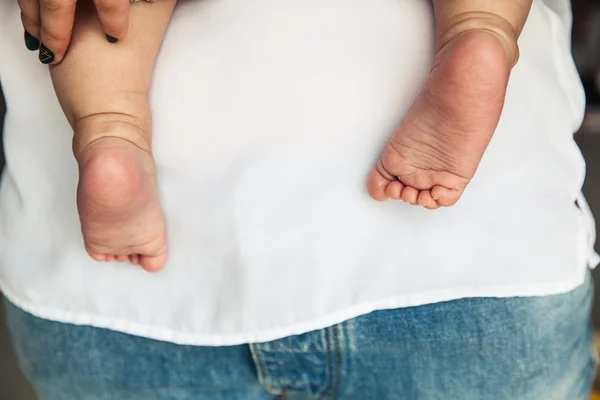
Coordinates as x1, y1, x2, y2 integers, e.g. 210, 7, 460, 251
0, 0, 597, 345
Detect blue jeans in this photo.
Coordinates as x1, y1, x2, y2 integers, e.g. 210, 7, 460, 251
4, 276, 596, 400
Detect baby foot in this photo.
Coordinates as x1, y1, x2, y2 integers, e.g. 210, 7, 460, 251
367, 31, 511, 209
73, 114, 168, 272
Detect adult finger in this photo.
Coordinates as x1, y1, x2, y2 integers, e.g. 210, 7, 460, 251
18, 0, 41, 51
94, 0, 129, 43
38, 0, 77, 64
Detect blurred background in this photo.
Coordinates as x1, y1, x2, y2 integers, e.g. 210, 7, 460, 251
1, 0, 600, 399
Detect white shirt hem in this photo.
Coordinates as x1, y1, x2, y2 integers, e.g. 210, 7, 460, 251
2, 271, 595, 347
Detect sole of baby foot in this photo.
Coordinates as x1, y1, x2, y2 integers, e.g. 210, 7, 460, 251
75, 118, 168, 272
367, 31, 512, 209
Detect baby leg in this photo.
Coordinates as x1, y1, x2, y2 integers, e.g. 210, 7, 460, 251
50, 0, 176, 271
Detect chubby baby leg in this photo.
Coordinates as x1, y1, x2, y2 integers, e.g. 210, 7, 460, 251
50, 0, 176, 271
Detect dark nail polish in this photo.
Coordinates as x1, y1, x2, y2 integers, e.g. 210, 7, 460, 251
24, 31, 40, 51
106, 34, 118, 43
38, 43, 54, 64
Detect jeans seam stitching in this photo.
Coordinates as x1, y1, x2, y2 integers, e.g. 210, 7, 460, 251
251, 343, 274, 393
322, 325, 342, 399
319, 327, 333, 398
331, 324, 342, 399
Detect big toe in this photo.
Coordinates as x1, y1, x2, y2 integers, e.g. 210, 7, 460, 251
431, 185, 462, 207
140, 250, 168, 272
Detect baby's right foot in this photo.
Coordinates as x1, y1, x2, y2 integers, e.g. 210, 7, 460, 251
367, 31, 511, 208
73, 115, 168, 272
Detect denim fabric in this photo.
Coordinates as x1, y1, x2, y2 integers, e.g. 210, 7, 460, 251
4, 275, 595, 400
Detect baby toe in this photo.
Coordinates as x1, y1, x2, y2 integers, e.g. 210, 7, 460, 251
417, 190, 439, 210
140, 250, 168, 273
401, 186, 419, 205
87, 250, 107, 262
385, 181, 404, 200
431, 185, 462, 207
367, 160, 396, 201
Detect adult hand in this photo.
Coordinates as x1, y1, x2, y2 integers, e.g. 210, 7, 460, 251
19, 0, 130, 64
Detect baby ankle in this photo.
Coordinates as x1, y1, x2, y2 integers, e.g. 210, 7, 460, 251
73, 113, 153, 158
435, 13, 520, 68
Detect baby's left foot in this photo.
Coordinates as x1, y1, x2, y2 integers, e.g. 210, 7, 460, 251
74, 115, 168, 272
367, 31, 511, 209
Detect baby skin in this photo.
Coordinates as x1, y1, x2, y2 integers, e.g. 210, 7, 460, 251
50, 0, 176, 271
367, 0, 533, 208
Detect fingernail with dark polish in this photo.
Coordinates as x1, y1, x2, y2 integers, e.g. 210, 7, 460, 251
106, 34, 118, 43
38, 43, 55, 64
24, 31, 40, 51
